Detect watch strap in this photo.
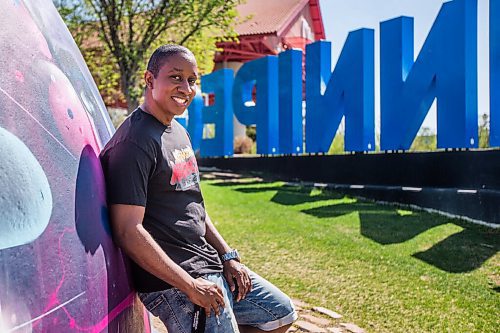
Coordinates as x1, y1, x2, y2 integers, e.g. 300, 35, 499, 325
220, 249, 240, 263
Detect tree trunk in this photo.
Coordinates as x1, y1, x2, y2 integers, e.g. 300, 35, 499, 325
121, 73, 139, 115
126, 94, 139, 115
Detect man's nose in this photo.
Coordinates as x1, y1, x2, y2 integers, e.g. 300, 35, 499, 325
177, 79, 192, 94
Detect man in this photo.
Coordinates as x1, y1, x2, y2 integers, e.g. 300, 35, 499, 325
100, 44, 297, 332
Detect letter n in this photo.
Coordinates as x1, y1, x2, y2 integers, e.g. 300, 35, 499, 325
380, 0, 478, 150
305, 30, 375, 153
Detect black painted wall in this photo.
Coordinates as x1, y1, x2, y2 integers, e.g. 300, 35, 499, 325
200, 150, 500, 224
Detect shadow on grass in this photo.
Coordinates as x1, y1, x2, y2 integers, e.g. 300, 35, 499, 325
412, 229, 500, 273
303, 203, 448, 244
232, 185, 344, 205
302, 200, 499, 272
271, 188, 344, 205
212, 179, 499, 273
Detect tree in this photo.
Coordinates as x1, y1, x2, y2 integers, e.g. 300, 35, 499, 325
409, 127, 437, 152
479, 113, 489, 149
54, 0, 240, 113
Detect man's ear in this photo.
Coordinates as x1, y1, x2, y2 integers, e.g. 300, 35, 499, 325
144, 71, 154, 89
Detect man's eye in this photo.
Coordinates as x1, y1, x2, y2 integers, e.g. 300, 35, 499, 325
171, 75, 181, 81
188, 79, 197, 85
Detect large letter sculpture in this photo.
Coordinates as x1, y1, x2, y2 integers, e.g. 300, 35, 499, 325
177, 92, 203, 152
279, 49, 303, 154
380, 0, 478, 150
305, 31, 375, 153
201, 69, 234, 157
233, 56, 279, 154
491, 0, 500, 147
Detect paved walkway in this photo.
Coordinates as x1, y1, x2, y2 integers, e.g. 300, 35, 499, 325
288, 299, 365, 333
150, 298, 366, 333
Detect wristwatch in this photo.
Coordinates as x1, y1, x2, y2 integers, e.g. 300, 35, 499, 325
220, 249, 241, 263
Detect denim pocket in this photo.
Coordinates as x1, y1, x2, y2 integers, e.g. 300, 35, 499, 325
170, 288, 194, 315
140, 292, 166, 314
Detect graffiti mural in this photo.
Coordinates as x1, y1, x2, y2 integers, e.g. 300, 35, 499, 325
0, 0, 149, 331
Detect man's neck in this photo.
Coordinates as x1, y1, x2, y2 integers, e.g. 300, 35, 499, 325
140, 102, 173, 126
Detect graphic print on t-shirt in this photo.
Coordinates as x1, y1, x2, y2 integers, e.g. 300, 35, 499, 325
169, 145, 200, 191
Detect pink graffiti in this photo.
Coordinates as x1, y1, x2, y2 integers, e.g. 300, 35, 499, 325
143, 307, 152, 333
1, 1, 148, 331
14, 70, 24, 83
65, 292, 136, 333
45, 61, 101, 155
0, 85, 76, 160
28, 226, 140, 332
9, 0, 52, 60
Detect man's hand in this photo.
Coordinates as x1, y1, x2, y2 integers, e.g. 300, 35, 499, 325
187, 277, 225, 317
223, 260, 252, 302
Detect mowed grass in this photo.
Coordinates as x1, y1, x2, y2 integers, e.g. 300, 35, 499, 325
201, 177, 500, 333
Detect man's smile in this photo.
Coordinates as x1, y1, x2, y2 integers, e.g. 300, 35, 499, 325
172, 96, 189, 106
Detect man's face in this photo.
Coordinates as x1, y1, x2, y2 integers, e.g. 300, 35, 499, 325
148, 53, 198, 120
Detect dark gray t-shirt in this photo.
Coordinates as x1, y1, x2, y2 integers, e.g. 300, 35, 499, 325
100, 109, 222, 292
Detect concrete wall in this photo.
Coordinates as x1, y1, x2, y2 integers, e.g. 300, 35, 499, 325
0, 1, 149, 331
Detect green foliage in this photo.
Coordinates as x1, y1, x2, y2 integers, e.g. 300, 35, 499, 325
409, 127, 437, 152
53, 0, 241, 113
246, 125, 256, 142
479, 113, 490, 149
328, 130, 345, 155
83, 48, 126, 106
202, 177, 500, 333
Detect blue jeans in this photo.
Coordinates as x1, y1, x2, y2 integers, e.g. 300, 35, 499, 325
138, 270, 297, 332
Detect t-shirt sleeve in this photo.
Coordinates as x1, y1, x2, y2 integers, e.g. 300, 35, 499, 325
101, 141, 154, 206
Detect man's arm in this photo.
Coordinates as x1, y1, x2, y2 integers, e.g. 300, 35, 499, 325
109, 204, 225, 315
204, 213, 252, 301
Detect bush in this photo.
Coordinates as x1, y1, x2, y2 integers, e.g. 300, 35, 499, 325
234, 135, 253, 154
246, 126, 256, 141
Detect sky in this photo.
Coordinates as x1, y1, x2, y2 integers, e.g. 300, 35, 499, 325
317, 0, 489, 133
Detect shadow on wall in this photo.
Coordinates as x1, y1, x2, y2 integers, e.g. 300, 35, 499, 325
212, 179, 499, 274
75, 145, 148, 332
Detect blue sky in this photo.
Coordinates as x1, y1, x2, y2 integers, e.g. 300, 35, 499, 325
318, 0, 489, 133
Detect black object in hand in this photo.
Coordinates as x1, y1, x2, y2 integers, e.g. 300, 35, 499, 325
192, 305, 206, 333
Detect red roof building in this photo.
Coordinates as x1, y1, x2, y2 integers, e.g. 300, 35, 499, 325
212, 0, 325, 141
214, 0, 325, 64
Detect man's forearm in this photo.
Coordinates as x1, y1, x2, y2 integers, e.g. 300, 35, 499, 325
115, 219, 227, 315
116, 223, 195, 294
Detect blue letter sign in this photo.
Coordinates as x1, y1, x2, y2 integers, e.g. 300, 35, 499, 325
232, 56, 279, 154
279, 49, 303, 154
491, 0, 500, 147
201, 69, 234, 157
305, 30, 375, 153
177, 92, 203, 152
187, 93, 203, 152
380, 0, 478, 150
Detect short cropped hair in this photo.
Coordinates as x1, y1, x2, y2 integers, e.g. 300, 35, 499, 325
147, 44, 194, 78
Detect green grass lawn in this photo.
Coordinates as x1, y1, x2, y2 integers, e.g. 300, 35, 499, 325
201, 176, 500, 333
